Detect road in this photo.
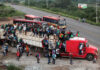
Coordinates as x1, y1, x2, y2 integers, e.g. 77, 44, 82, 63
10, 5, 100, 47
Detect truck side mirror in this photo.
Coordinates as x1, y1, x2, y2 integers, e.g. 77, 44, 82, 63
86, 43, 89, 47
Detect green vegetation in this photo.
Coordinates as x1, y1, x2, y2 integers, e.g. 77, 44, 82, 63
7, 65, 22, 70
0, 3, 25, 18
23, 0, 100, 26
1, 0, 100, 26
28, 6, 100, 26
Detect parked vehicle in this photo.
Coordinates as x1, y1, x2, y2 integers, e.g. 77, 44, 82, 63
25, 15, 42, 21
43, 16, 67, 29
13, 19, 42, 25
24, 14, 67, 29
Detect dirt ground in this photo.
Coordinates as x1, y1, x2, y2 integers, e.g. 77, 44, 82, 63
0, 47, 100, 70
0, 20, 100, 70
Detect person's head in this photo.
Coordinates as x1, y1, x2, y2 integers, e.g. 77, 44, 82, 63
26, 43, 28, 45
17, 50, 19, 52
68, 30, 71, 32
58, 16, 61, 18
5, 43, 8, 46
77, 31, 79, 33
64, 18, 66, 21
80, 43, 83, 45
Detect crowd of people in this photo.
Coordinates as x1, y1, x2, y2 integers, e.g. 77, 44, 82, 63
0, 22, 80, 64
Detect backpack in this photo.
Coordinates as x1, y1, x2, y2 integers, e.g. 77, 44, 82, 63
17, 52, 20, 56
57, 30, 59, 34
59, 33, 63, 38
43, 40, 48, 45
26, 46, 29, 52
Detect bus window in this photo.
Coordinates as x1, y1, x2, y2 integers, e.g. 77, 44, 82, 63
43, 17, 58, 24
25, 17, 33, 20
34, 18, 41, 21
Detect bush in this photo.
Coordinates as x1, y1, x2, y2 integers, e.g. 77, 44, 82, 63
30, 6, 100, 26
7, 65, 22, 70
0, 5, 25, 17
24, 0, 100, 26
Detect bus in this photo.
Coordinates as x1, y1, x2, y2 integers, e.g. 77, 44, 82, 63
25, 15, 42, 21
13, 19, 42, 25
43, 16, 67, 29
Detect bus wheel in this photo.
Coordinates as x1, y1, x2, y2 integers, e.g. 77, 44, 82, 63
86, 54, 94, 61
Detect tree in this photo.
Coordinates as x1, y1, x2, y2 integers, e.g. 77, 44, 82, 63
54, 0, 72, 9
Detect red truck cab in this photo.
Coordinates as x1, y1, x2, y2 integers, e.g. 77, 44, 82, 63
60, 37, 98, 61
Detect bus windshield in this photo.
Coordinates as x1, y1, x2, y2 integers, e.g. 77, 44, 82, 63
58, 20, 66, 26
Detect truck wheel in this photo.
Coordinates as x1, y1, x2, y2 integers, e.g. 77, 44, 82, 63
86, 54, 94, 61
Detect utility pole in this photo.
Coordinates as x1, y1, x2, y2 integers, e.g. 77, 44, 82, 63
46, 0, 49, 8
1, 0, 4, 3
28, 0, 30, 6
11, 0, 13, 4
96, 0, 99, 23
96, 0, 98, 23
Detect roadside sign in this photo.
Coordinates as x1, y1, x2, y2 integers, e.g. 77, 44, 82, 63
78, 3, 87, 9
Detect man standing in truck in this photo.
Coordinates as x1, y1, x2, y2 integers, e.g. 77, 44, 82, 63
76, 31, 80, 37
79, 43, 84, 55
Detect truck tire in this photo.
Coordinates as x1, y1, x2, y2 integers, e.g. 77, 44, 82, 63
86, 54, 94, 61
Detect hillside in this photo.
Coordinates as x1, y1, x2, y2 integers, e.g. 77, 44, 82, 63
0, 4, 25, 18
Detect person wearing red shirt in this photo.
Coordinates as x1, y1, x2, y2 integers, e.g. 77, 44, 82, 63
16, 50, 20, 61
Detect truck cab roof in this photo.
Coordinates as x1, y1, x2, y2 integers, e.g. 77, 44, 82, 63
69, 37, 87, 42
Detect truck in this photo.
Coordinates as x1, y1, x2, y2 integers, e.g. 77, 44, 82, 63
60, 37, 98, 61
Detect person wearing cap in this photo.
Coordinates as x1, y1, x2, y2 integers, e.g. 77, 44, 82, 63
59, 32, 64, 42
25, 44, 30, 56
79, 43, 84, 55
52, 50, 56, 64
55, 40, 60, 57
93, 56, 97, 63
23, 25, 26, 35
16, 50, 20, 61
76, 31, 80, 37
35, 52, 40, 63
47, 52, 51, 64
2, 44, 7, 56
69, 53, 73, 65
5, 43, 8, 54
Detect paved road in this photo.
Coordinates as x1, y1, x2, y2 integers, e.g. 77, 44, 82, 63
10, 5, 100, 47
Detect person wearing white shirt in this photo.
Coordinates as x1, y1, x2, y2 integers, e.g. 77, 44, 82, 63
23, 26, 26, 35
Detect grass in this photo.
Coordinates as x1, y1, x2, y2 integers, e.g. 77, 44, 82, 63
7, 65, 22, 70
0, 4, 25, 18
